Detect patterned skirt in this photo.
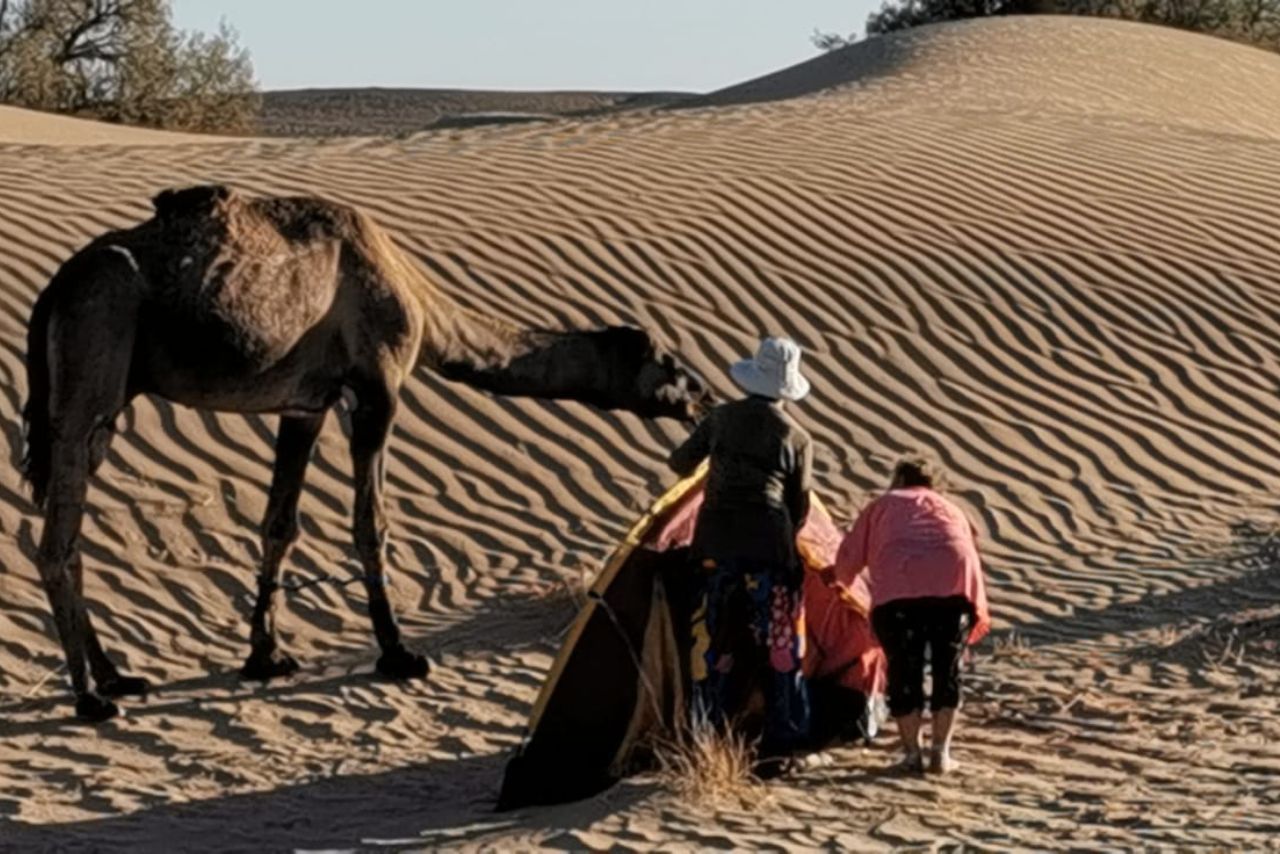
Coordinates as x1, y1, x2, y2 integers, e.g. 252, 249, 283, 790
689, 557, 810, 755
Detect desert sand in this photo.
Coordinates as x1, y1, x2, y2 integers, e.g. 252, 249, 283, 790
2, 14, 1280, 851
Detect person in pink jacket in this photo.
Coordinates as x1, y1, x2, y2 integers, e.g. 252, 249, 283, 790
825, 454, 989, 774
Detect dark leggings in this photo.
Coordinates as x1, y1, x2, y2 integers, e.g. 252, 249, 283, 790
871, 595, 971, 718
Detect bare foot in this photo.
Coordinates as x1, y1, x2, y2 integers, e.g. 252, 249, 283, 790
894, 751, 925, 774
930, 748, 957, 774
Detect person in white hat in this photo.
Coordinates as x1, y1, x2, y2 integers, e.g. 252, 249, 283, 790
669, 336, 815, 777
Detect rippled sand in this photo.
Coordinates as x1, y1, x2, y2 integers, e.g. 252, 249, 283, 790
2, 16, 1279, 850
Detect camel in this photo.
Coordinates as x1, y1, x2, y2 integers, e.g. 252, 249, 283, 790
20, 184, 710, 722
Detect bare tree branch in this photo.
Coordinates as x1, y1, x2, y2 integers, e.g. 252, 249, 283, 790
55, 0, 123, 65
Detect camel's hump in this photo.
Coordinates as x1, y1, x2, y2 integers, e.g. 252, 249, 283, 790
150, 185, 364, 246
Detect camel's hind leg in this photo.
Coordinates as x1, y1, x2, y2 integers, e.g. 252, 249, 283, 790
38, 420, 131, 721
70, 553, 149, 698
241, 412, 326, 681
71, 422, 148, 699
347, 376, 428, 680
35, 251, 139, 721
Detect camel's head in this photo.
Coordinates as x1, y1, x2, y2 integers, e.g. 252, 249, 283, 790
599, 327, 713, 423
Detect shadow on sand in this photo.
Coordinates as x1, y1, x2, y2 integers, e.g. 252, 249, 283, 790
1, 750, 657, 853
996, 525, 1280, 652
6, 521, 1278, 850
0, 588, 650, 851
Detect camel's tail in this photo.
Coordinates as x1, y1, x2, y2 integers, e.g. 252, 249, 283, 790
21, 286, 54, 510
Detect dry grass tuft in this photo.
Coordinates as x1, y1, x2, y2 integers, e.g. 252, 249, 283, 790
652, 717, 770, 808
990, 629, 1035, 661
529, 561, 595, 639
557, 562, 593, 611
1187, 609, 1280, 669
531, 561, 593, 608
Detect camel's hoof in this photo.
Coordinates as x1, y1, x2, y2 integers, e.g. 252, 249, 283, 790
98, 675, 150, 698
376, 647, 430, 681
75, 693, 120, 723
240, 649, 300, 682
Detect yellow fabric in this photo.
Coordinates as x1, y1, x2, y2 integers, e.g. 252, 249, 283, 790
689, 598, 711, 682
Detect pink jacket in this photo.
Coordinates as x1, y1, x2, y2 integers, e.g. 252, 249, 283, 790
833, 487, 990, 644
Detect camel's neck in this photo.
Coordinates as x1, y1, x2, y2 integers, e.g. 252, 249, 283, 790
419, 308, 625, 409
377, 223, 650, 412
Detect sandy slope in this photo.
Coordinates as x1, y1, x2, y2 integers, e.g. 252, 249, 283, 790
0, 106, 234, 146
2, 14, 1280, 851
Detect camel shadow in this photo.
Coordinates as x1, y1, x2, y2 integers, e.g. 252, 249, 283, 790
0, 750, 657, 853
0, 583, 576, 727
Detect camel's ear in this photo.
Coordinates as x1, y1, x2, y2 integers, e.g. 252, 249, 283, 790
152, 185, 232, 219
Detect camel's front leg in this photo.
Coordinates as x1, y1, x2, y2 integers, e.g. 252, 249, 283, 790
241, 412, 326, 681
348, 382, 429, 680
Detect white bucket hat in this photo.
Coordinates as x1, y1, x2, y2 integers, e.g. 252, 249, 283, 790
730, 336, 811, 402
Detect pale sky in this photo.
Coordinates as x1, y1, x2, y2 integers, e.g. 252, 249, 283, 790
170, 1, 878, 93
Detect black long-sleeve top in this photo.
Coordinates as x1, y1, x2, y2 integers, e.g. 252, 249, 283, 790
668, 395, 813, 570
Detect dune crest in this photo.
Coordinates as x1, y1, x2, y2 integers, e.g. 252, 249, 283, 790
1, 16, 1278, 849
0, 105, 241, 147
694, 16, 1280, 137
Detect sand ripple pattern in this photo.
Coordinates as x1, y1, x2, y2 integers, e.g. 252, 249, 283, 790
1, 16, 1279, 850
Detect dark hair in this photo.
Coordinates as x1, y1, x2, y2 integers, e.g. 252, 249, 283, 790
891, 453, 943, 489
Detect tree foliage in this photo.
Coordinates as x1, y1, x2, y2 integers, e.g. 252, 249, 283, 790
866, 0, 1020, 37
0, 0, 258, 133
813, 0, 1280, 50
1078, 0, 1280, 48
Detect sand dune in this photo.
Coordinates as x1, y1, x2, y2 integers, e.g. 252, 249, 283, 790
693, 16, 1280, 134
0, 105, 235, 147
2, 14, 1280, 850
